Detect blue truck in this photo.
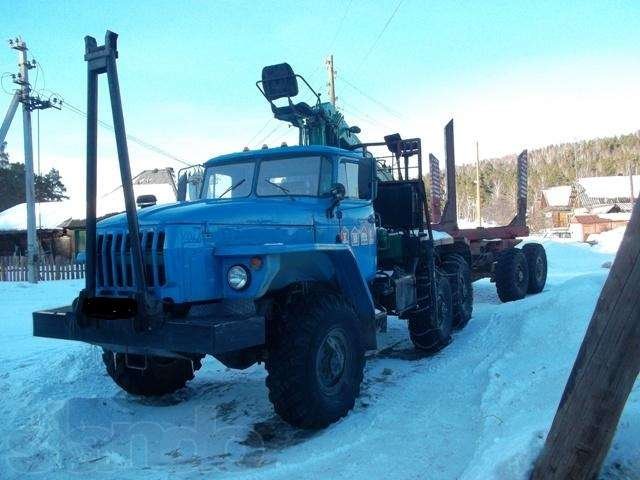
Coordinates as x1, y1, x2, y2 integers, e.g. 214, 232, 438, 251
33, 32, 544, 429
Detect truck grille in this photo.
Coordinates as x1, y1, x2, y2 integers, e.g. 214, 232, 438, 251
96, 230, 166, 289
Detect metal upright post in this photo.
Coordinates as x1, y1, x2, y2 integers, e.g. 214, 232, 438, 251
103, 33, 147, 299
476, 141, 481, 227
84, 38, 99, 297
15, 40, 38, 283
440, 119, 458, 229
509, 150, 528, 227
83, 31, 153, 324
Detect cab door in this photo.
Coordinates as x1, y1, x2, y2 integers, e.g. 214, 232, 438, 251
335, 157, 377, 281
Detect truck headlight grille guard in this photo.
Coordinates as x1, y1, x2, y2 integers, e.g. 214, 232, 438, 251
96, 229, 166, 289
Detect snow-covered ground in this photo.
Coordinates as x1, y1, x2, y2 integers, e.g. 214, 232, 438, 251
0, 238, 638, 479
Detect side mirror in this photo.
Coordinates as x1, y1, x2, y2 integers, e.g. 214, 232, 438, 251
136, 194, 157, 209
330, 183, 346, 201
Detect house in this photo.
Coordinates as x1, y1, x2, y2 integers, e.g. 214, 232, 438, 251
575, 175, 639, 209
541, 174, 637, 237
540, 185, 573, 229
0, 168, 178, 260
0, 200, 85, 257
569, 213, 630, 242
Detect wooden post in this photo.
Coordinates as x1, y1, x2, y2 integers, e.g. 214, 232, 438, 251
531, 195, 640, 479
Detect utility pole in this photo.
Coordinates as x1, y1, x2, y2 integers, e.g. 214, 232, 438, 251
630, 162, 635, 200
0, 37, 60, 283
475, 141, 481, 227
15, 39, 38, 283
326, 54, 336, 106
531, 193, 640, 479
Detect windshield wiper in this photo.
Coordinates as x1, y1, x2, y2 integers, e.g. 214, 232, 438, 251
265, 178, 295, 201
217, 178, 246, 199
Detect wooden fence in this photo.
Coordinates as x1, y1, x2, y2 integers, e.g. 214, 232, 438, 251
0, 256, 85, 282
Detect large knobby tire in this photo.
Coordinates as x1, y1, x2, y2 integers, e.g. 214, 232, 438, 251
408, 273, 453, 353
495, 248, 529, 302
102, 351, 201, 396
522, 243, 547, 294
265, 292, 365, 429
442, 254, 473, 329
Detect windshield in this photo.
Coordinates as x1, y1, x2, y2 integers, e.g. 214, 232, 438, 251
201, 155, 333, 199
202, 162, 255, 199
257, 156, 332, 197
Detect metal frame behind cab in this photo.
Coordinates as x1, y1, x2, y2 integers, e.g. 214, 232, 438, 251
82, 31, 150, 320
430, 118, 529, 240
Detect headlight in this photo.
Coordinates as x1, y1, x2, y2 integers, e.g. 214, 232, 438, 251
227, 265, 249, 290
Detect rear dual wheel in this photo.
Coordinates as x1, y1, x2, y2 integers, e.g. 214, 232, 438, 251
495, 248, 529, 302
442, 254, 473, 329
495, 244, 548, 303
522, 243, 547, 294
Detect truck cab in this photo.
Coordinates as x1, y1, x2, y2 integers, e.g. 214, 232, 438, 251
94, 145, 378, 306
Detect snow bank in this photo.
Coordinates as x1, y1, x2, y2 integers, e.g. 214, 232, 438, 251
0, 239, 637, 479
587, 226, 627, 254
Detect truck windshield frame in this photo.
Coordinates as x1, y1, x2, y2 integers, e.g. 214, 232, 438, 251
201, 155, 334, 200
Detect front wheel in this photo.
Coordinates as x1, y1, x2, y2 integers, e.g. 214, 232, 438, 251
102, 351, 201, 396
265, 292, 365, 429
408, 273, 453, 353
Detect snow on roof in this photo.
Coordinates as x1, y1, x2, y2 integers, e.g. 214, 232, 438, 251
577, 175, 640, 201
0, 201, 85, 231
598, 212, 632, 222
542, 185, 572, 207
98, 182, 177, 217
571, 213, 631, 225
98, 168, 177, 216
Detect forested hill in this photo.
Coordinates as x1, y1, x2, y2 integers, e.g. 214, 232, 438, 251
449, 130, 640, 229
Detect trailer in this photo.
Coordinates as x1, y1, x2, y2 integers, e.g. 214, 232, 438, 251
428, 120, 547, 302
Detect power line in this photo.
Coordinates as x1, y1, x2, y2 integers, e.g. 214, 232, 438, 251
328, 0, 354, 51
339, 75, 403, 119
340, 99, 394, 130
356, 0, 405, 72
245, 118, 273, 147
59, 98, 194, 167
307, 0, 354, 94
255, 122, 287, 148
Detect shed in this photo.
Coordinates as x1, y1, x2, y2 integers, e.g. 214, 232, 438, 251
569, 213, 631, 242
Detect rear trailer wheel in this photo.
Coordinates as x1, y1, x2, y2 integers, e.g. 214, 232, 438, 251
522, 243, 547, 294
102, 351, 201, 396
442, 254, 473, 329
408, 273, 453, 353
265, 292, 365, 429
495, 248, 529, 302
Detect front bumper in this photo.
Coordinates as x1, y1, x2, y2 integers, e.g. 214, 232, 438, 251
32, 305, 265, 356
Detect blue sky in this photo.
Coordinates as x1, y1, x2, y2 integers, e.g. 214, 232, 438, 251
2, 0, 639, 201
